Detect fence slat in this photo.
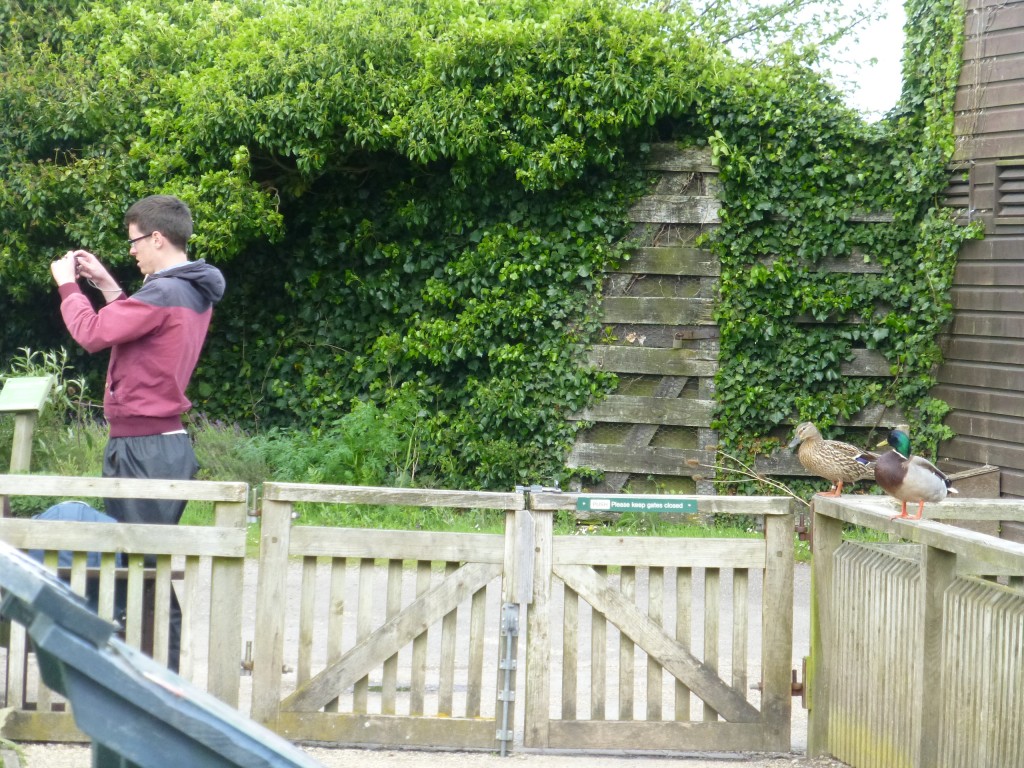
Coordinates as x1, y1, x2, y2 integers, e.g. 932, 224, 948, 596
618, 568, 635, 720
591, 566, 608, 721
97, 553, 117, 624
732, 569, 748, 695
325, 557, 346, 713
438, 561, 459, 716
6, 622, 27, 708
178, 555, 201, 684
465, 582, 487, 718
647, 567, 664, 721
675, 567, 693, 720
297, 557, 318, 687
125, 554, 145, 651
354, 558, 375, 713
562, 586, 579, 720
152, 555, 172, 668
382, 559, 403, 715
409, 561, 431, 716
703, 568, 720, 722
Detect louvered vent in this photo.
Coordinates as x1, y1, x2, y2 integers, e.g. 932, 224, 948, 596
996, 160, 1024, 222
944, 163, 971, 209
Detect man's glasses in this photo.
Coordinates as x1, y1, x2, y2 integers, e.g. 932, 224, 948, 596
127, 232, 154, 246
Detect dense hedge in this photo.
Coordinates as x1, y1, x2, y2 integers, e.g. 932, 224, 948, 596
0, 0, 973, 489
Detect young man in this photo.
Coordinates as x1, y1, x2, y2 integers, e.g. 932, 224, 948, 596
50, 195, 225, 672
50, 194, 225, 524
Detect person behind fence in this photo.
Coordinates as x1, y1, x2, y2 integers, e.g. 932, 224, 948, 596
49, 194, 226, 671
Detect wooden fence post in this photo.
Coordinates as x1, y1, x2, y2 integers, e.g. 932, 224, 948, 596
251, 493, 293, 725
762, 504, 795, 750
0, 376, 54, 517
523, 508, 552, 748
916, 544, 956, 768
807, 498, 844, 757
207, 499, 248, 707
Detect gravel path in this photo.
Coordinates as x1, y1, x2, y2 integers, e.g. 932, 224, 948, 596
14, 744, 850, 767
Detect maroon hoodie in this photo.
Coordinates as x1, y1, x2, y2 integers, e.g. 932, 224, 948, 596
58, 259, 226, 437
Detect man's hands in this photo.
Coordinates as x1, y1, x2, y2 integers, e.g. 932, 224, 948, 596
51, 249, 121, 300
50, 251, 79, 286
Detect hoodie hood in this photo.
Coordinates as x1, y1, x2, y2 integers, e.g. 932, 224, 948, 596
138, 258, 226, 310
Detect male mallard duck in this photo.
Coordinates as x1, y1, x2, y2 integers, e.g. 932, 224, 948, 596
873, 429, 958, 519
788, 422, 877, 496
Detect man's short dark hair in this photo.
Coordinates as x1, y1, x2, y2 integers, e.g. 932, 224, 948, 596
124, 195, 193, 251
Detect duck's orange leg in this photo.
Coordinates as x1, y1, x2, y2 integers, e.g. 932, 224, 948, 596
816, 482, 844, 498
891, 501, 909, 520
910, 501, 925, 520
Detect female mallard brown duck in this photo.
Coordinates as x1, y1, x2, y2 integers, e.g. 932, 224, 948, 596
873, 429, 957, 519
788, 422, 877, 496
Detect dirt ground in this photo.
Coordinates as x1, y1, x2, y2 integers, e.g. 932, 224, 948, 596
13, 744, 850, 767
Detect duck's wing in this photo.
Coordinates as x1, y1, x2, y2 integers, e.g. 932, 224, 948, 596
826, 441, 878, 466
825, 440, 871, 460
908, 455, 951, 483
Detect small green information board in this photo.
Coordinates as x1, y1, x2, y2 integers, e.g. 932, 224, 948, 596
0, 376, 54, 414
576, 496, 699, 513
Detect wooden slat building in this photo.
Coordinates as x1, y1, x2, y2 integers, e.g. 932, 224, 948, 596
938, 0, 1024, 505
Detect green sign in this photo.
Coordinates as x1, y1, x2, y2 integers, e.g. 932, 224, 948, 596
576, 496, 698, 513
0, 376, 54, 414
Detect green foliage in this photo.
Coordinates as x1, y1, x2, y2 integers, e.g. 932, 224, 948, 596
0, 0, 975, 490
228, 393, 426, 488
704, 0, 978, 473
0, 348, 106, 515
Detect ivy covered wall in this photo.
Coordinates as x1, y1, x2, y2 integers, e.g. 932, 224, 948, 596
705, 0, 979, 477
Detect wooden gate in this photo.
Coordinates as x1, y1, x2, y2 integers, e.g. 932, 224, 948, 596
248, 485, 795, 755
523, 492, 795, 753
249, 482, 528, 750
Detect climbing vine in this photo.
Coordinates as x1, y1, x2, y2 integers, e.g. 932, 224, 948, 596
706, 0, 978, 474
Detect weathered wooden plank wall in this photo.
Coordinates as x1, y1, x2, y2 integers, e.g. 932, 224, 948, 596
568, 145, 902, 494
567, 145, 723, 495
939, 0, 1024, 510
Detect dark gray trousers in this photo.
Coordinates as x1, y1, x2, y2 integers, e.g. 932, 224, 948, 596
102, 432, 199, 672
102, 433, 199, 525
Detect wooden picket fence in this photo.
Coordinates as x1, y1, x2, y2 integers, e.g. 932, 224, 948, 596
0, 474, 248, 742
4, 473, 1024, 764
808, 494, 1024, 768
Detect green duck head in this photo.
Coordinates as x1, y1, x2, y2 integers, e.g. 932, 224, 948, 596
887, 429, 912, 458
